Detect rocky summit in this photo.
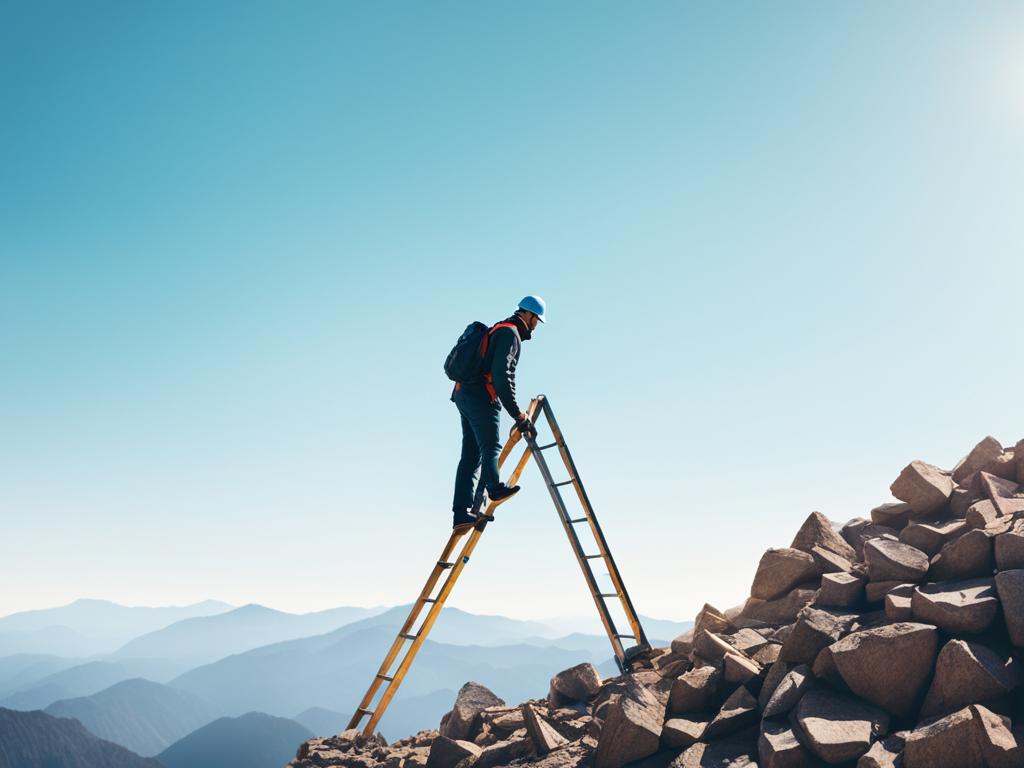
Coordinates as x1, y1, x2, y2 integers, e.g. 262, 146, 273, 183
290, 435, 1024, 768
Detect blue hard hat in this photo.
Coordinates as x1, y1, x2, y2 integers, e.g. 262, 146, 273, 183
517, 295, 546, 322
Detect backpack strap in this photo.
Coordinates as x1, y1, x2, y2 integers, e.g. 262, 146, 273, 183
481, 322, 519, 401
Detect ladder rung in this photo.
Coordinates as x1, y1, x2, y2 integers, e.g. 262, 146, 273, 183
375, 674, 394, 681
400, 633, 418, 640
536, 442, 558, 450
437, 561, 454, 569
553, 480, 575, 487
422, 598, 437, 603
615, 633, 636, 639
569, 517, 588, 523
598, 593, 621, 598
357, 707, 374, 715
584, 554, 603, 559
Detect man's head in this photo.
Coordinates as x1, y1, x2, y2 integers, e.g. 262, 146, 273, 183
516, 295, 546, 330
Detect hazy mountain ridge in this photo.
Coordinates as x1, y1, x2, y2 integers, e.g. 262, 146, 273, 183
157, 711, 314, 768
1, 658, 191, 712
0, 599, 233, 657
111, 603, 387, 665
0, 707, 162, 767
43, 677, 221, 756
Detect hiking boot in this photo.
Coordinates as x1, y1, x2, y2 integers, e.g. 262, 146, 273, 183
487, 483, 520, 507
452, 507, 493, 534
452, 509, 473, 534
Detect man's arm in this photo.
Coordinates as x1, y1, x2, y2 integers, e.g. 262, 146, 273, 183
488, 328, 522, 419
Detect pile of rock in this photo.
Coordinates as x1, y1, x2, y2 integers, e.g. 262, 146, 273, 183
290, 435, 1024, 768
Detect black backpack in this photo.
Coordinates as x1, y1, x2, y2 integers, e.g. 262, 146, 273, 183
444, 321, 518, 383
444, 321, 490, 383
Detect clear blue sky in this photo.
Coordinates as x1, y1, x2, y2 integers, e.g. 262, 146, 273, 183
2, 2, 1022, 622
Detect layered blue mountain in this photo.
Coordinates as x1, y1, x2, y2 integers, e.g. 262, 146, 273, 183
0, 599, 232, 656
0, 655, 85, 699
0, 707, 161, 767
1, 658, 191, 712
168, 610, 613, 738
44, 678, 221, 756
111, 603, 387, 666
157, 712, 314, 768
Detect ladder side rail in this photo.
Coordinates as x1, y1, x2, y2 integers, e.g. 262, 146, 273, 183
355, 400, 541, 736
363, 527, 485, 734
345, 533, 466, 730
539, 397, 650, 649
363, 438, 538, 735
527, 416, 627, 666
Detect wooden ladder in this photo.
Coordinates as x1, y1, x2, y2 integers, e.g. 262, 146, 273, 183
346, 395, 648, 737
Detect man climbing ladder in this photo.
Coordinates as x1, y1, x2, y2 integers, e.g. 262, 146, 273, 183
447, 296, 546, 533
346, 395, 650, 738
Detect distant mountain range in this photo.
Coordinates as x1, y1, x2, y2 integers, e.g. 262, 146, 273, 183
44, 678, 221, 756
157, 712, 314, 768
0, 599, 692, 757
0, 658, 191, 712
0, 707, 161, 767
168, 612, 621, 736
0, 599, 233, 657
111, 603, 388, 665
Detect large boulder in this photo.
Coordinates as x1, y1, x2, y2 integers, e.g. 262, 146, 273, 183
829, 622, 938, 718
791, 511, 857, 562
794, 687, 890, 764
902, 706, 983, 768
742, 588, 818, 625
549, 663, 602, 704
758, 720, 807, 768
661, 717, 708, 749
929, 528, 994, 581
476, 734, 532, 768
426, 737, 482, 768
864, 539, 929, 582
978, 472, 1024, 517
758, 661, 791, 711
884, 583, 915, 621
439, 682, 505, 742
841, 518, 898, 560
870, 502, 912, 530
521, 704, 568, 756
995, 519, 1024, 570
890, 461, 953, 516
994, 569, 1024, 647
671, 629, 695, 656
921, 639, 1021, 718
694, 629, 737, 661
966, 500, 1001, 529
952, 437, 1005, 483
817, 572, 864, 608
703, 685, 758, 740
694, 604, 732, 637
593, 680, 664, 768
910, 578, 999, 634
762, 664, 812, 718
669, 664, 720, 714
675, 730, 758, 768
900, 520, 966, 556
972, 704, 1024, 768
779, 607, 855, 666
750, 548, 820, 600
723, 651, 761, 685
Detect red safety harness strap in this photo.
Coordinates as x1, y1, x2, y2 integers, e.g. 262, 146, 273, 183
480, 322, 517, 401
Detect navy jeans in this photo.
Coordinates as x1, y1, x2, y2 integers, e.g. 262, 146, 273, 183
452, 386, 502, 513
